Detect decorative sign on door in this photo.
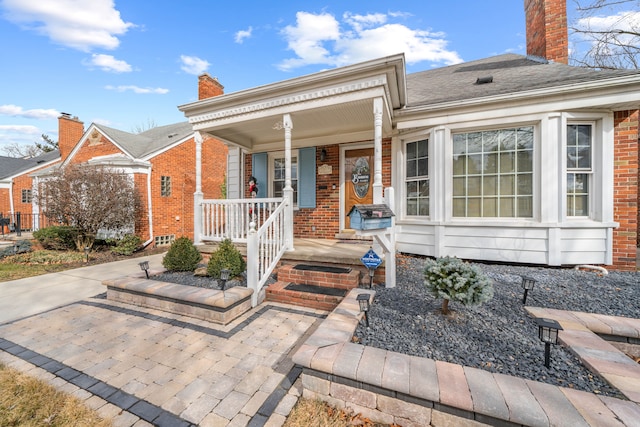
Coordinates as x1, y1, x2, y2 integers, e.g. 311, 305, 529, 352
344, 148, 374, 229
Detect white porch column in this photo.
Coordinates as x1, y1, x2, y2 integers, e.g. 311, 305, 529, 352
193, 131, 203, 245
283, 114, 295, 251
373, 97, 384, 204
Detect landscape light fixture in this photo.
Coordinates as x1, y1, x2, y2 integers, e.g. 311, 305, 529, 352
537, 317, 563, 368
220, 268, 230, 291
521, 276, 536, 304
139, 260, 150, 279
13, 242, 18, 255
356, 293, 370, 327
84, 246, 90, 263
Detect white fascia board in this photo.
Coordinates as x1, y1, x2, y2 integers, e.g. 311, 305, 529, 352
179, 54, 405, 115
188, 77, 389, 130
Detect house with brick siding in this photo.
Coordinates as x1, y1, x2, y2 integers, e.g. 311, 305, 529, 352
0, 151, 61, 230
181, 0, 639, 271
18, 112, 228, 246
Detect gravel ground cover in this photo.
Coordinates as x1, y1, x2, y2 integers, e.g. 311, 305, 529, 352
152, 256, 638, 398
354, 254, 639, 398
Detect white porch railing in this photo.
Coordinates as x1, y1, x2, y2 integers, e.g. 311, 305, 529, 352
201, 198, 283, 242
246, 198, 289, 306
200, 197, 290, 306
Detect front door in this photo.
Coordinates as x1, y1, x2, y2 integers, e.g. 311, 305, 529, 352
344, 148, 374, 229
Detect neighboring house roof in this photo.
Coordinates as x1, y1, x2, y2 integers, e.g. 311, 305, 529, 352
0, 150, 61, 180
406, 53, 640, 108
94, 121, 194, 159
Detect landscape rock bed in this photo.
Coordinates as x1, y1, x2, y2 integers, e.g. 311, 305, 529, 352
354, 254, 639, 398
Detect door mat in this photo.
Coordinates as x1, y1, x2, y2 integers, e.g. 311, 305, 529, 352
284, 283, 347, 297
293, 264, 352, 274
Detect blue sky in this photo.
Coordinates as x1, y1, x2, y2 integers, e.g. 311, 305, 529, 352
0, 1, 635, 154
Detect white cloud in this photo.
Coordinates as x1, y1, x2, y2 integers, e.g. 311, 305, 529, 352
577, 10, 640, 33
1, 0, 134, 51
85, 53, 132, 73
0, 104, 59, 119
0, 124, 41, 134
104, 85, 169, 94
278, 10, 462, 71
180, 55, 210, 75
235, 26, 253, 43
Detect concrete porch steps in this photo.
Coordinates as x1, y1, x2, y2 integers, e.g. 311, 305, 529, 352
266, 263, 361, 311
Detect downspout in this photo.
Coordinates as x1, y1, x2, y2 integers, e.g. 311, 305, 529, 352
9, 180, 15, 215
142, 167, 154, 247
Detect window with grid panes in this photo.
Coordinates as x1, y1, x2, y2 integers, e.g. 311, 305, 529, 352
21, 189, 32, 203
160, 176, 171, 197
452, 127, 533, 218
566, 124, 592, 217
405, 139, 429, 216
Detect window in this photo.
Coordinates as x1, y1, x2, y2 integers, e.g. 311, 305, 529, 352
155, 235, 175, 246
160, 176, 171, 197
271, 154, 298, 205
21, 189, 32, 204
452, 127, 533, 218
405, 139, 429, 216
566, 124, 592, 216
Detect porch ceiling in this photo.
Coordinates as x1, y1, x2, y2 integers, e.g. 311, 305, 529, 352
199, 97, 393, 151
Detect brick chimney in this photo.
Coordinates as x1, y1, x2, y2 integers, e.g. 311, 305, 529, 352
198, 73, 224, 100
58, 113, 84, 161
525, 0, 568, 64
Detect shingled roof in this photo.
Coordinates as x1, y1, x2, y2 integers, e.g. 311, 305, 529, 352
0, 150, 60, 180
94, 121, 194, 159
406, 53, 640, 108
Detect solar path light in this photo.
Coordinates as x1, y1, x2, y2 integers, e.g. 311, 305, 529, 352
357, 293, 370, 327
220, 268, 230, 291
537, 317, 563, 368
138, 260, 150, 279
521, 276, 536, 304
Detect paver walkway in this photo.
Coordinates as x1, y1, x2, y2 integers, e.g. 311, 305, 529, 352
0, 294, 326, 426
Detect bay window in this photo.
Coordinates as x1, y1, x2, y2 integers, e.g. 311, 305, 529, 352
452, 126, 533, 218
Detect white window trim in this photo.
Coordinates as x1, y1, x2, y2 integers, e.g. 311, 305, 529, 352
402, 137, 430, 218
565, 120, 596, 219
268, 150, 299, 207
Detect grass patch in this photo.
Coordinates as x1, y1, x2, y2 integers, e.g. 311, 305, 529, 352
0, 363, 112, 427
284, 398, 399, 427
0, 251, 85, 281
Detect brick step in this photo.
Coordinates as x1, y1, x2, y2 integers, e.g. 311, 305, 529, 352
265, 281, 345, 311
276, 263, 361, 290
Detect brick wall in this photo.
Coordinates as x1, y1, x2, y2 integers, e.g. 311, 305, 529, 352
58, 115, 84, 161
612, 109, 639, 270
148, 135, 227, 242
525, 0, 568, 64
244, 140, 392, 239
199, 73, 224, 100
69, 133, 123, 163
0, 188, 10, 214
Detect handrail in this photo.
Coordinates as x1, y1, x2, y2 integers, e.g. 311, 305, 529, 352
200, 198, 283, 242
246, 197, 289, 306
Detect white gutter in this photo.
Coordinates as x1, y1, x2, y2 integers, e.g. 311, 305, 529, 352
143, 169, 154, 247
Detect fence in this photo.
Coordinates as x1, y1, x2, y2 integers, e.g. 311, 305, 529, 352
0, 212, 52, 236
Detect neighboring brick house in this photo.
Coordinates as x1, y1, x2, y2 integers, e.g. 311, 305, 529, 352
181, 0, 639, 270
26, 109, 227, 246
0, 151, 61, 230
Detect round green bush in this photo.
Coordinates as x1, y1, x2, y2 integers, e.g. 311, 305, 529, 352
423, 256, 493, 314
207, 238, 246, 278
33, 226, 78, 251
111, 234, 143, 255
162, 237, 202, 272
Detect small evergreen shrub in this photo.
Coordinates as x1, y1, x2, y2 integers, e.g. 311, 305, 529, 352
111, 234, 143, 255
423, 256, 493, 315
32, 226, 78, 251
0, 240, 31, 259
207, 238, 246, 278
162, 237, 202, 271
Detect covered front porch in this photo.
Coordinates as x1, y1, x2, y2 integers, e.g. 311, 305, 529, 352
179, 55, 407, 305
